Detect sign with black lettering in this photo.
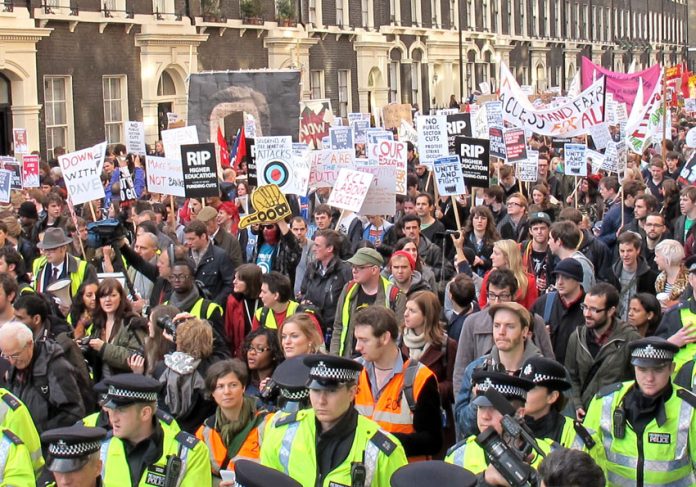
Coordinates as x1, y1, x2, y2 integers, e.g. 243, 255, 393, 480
433, 155, 465, 196
456, 136, 490, 189
446, 113, 472, 154
245, 138, 257, 187
180, 143, 219, 198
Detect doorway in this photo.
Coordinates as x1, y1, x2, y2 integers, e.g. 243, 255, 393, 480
0, 74, 11, 155
157, 102, 172, 141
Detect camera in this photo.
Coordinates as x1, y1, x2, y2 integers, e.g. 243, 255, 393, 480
86, 219, 126, 249
156, 315, 178, 337
78, 336, 91, 353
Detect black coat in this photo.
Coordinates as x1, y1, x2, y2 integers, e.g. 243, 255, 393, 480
531, 292, 585, 365
301, 256, 352, 330
120, 243, 172, 308
192, 242, 236, 307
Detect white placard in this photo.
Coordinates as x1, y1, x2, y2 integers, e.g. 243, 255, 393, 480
327, 169, 374, 213
145, 156, 185, 197
589, 123, 612, 151
125, 121, 146, 155
564, 144, 588, 177
416, 115, 448, 164
433, 155, 466, 196
161, 126, 199, 161
59, 142, 108, 205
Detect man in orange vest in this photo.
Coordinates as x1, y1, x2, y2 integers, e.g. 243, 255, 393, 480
353, 305, 442, 460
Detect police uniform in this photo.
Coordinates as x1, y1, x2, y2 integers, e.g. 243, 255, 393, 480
445, 371, 554, 474
519, 357, 599, 454
41, 424, 107, 486
390, 460, 476, 487
584, 337, 696, 486
0, 387, 44, 477
0, 428, 35, 486
234, 458, 301, 487
97, 374, 212, 487
260, 355, 408, 487
272, 355, 311, 413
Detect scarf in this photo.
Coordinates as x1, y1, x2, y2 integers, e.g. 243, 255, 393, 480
169, 287, 200, 312
216, 395, 257, 446
402, 328, 429, 361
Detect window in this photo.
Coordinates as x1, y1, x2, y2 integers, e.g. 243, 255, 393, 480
411, 61, 421, 108
431, 0, 439, 27
520, 0, 526, 36
336, 0, 344, 26
362, 0, 369, 26
411, 0, 422, 26
389, 61, 400, 103
390, 0, 397, 21
450, 0, 456, 28
338, 70, 350, 118
310, 70, 324, 99
103, 76, 128, 145
564, 1, 571, 37
153, 0, 174, 17
44, 76, 73, 160
508, 0, 514, 35
531, 0, 537, 36
309, 0, 316, 24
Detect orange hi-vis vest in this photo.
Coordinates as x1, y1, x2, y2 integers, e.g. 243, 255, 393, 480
354, 358, 436, 461
195, 411, 268, 476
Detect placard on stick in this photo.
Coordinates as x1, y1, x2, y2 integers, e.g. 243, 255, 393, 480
146, 156, 185, 197
59, 142, 107, 205
503, 128, 528, 163
564, 144, 588, 177
22, 155, 40, 188
327, 169, 374, 213
433, 155, 466, 196
456, 136, 490, 189
180, 143, 219, 198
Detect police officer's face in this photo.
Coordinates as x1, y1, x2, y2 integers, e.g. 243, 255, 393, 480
310, 384, 357, 428
107, 404, 150, 440
477, 405, 504, 435
635, 363, 675, 398
53, 457, 102, 487
524, 386, 559, 419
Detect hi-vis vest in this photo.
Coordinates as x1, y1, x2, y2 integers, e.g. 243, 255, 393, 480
355, 359, 435, 461
0, 429, 35, 486
674, 307, 696, 373
100, 428, 211, 487
195, 412, 268, 476
164, 297, 222, 321
339, 277, 399, 356
584, 381, 696, 487
260, 409, 407, 487
445, 435, 553, 473
254, 301, 300, 330
0, 390, 43, 477
32, 255, 88, 297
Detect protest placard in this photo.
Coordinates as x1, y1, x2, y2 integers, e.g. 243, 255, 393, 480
244, 113, 257, 139
357, 162, 397, 215
685, 99, 696, 113
167, 113, 180, 128
586, 149, 606, 175
472, 105, 489, 140
446, 113, 472, 154
239, 185, 292, 229
382, 104, 413, 130
589, 123, 612, 151
433, 155, 466, 196
687, 127, 696, 148
375, 139, 407, 195
255, 136, 295, 192
352, 120, 370, 145
146, 156, 185, 197
118, 166, 138, 202
308, 149, 355, 188
503, 128, 527, 163
327, 169, 374, 213
485, 101, 504, 127
330, 126, 354, 150
518, 151, 539, 182
180, 143, 219, 198
602, 141, 625, 174
299, 99, 333, 149
59, 142, 107, 205
0, 157, 21, 190
125, 121, 146, 155
12, 129, 28, 155
398, 121, 418, 145
366, 129, 394, 166
417, 115, 448, 164
564, 143, 588, 177
456, 137, 490, 188
489, 126, 506, 159
244, 138, 258, 187
162, 126, 199, 161
348, 113, 364, 125
0, 170, 10, 203
21, 155, 40, 188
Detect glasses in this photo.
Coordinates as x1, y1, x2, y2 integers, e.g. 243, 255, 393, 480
487, 292, 512, 302
170, 274, 191, 282
644, 223, 665, 228
580, 304, 607, 314
245, 345, 271, 354
352, 265, 375, 272
1, 343, 28, 361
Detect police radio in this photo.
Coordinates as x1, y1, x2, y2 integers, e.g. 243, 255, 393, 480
163, 455, 182, 487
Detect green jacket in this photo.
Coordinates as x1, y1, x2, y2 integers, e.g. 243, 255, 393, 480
98, 316, 148, 376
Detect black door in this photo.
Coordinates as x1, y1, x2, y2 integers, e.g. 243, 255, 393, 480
0, 74, 11, 155
157, 102, 173, 141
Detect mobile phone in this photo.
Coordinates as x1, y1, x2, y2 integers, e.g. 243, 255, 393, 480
220, 470, 235, 483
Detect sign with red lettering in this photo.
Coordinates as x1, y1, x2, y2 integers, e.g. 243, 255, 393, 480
375, 139, 407, 195
145, 156, 185, 197
59, 142, 107, 205
327, 169, 374, 213
308, 149, 355, 188
22, 154, 40, 188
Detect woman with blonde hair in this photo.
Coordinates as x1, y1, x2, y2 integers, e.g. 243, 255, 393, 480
278, 312, 325, 358
654, 239, 688, 309
478, 239, 538, 309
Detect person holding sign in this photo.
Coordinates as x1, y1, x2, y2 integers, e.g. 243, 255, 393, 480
105, 146, 145, 207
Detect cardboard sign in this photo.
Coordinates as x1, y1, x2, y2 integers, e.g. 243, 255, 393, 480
586, 149, 606, 175
255, 136, 294, 191
686, 127, 696, 149
59, 142, 107, 205
352, 120, 370, 145
299, 99, 333, 150
244, 113, 257, 139
416, 115, 448, 164
0, 169, 10, 203
685, 99, 696, 113
357, 161, 397, 216
456, 136, 490, 188
564, 144, 588, 177
162, 126, 199, 161
146, 156, 185, 197
327, 169, 374, 213
21, 155, 40, 188
489, 126, 506, 159
375, 139, 407, 195
433, 155, 466, 196
166, 113, 180, 128
329, 126, 354, 150
382, 104, 413, 130
485, 102, 504, 127
446, 113, 472, 154
398, 120, 418, 145
180, 143, 219, 198
602, 141, 625, 174
366, 130, 394, 166
125, 121, 146, 155
472, 105, 489, 140
518, 151, 539, 182
503, 128, 528, 163
12, 129, 28, 155
239, 185, 292, 229
0, 158, 21, 191
589, 123, 612, 151
308, 149, 355, 188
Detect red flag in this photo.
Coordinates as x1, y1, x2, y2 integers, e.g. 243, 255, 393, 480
682, 67, 691, 100
217, 126, 230, 169
233, 126, 246, 171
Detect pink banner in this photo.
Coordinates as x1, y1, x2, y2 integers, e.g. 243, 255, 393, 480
581, 56, 661, 107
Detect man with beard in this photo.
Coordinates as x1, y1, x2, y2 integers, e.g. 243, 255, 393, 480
643, 213, 670, 272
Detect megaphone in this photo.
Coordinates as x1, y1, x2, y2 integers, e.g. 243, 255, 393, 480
46, 279, 72, 308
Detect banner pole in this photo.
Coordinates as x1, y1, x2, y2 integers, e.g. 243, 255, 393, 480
662, 66, 668, 161
452, 195, 463, 231
574, 176, 578, 208
170, 196, 176, 223
425, 170, 433, 193
88, 201, 98, 222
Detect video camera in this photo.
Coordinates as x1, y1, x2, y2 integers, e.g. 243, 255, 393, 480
86, 219, 126, 249
475, 388, 545, 487
156, 315, 178, 340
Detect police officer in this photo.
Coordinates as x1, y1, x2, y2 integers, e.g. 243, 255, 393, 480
260, 355, 408, 487
584, 337, 696, 486
41, 424, 107, 487
445, 370, 555, 481
221, 459, 301, 487
520, 357, 599, 453
97, 374, 212, 487
390, 461, 476, 487
0, 386, 44, 477
0, 427, 35, 485
271, 355, 311, 413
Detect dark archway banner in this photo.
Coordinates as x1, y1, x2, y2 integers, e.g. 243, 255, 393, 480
188, 70, 301, 143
